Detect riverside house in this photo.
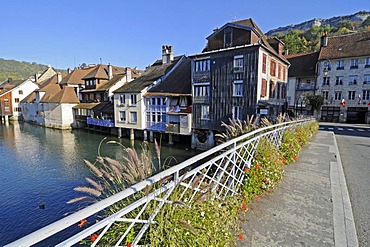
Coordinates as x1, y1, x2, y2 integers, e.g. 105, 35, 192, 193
144, 56, 192, 144
285, 51, 319, 116
316, 31, 370, 123
2, 66, 56, 122
190, 18, 290, 149
21, 72, 80, 129
72, 64, 141, 134
113, 45, 185, 141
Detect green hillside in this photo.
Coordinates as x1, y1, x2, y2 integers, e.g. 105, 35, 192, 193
273, 15, 370, 55
0, 58, 59, 82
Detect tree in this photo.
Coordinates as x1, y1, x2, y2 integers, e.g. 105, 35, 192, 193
305, 95, 324, 118
362, 16, 370, 27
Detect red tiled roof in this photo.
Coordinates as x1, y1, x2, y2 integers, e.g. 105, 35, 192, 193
319, 32, 370, 60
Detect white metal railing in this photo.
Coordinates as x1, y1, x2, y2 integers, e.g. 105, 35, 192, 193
6, 119, 314, 246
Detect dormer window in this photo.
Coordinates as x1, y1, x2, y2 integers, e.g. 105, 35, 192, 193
224, 28, 232, 48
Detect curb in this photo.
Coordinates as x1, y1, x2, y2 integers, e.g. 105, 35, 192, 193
329, 131, 358, 247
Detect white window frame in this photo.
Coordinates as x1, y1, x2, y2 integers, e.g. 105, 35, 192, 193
365, 57, 370, 67
195, 60, 210, 72
363, 90, 370, 100
233, 106, 242, 120
348, 91, 356, 100
364, 75, 370, 84
200, 105, 210, 120
323, 77, 330, 86
336, 60, 344, 69
334, 91, 342, 100
193, 82, 210, 97
350, 59, 358, 68
119, 111, 126, 122
119, 94, 125, 105
349, 75, 358, 85
130, 111, 137, 123
130, 94, 137, 106
233, 80, 243, 97
322, 91, 329, 100
336, 76, 343, 85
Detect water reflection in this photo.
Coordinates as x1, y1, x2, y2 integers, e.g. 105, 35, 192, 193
0, 122, 197, 245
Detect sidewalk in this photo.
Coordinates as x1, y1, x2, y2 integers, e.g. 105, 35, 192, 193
236, 131, 358, 247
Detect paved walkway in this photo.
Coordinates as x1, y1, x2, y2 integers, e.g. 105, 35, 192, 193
236, 131, 358, 247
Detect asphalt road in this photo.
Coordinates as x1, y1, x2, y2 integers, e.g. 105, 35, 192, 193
319, 123, 370, 246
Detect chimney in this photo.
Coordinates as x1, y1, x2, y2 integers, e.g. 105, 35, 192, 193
125, 67, 132, 82
57, 73, 62, 83
7, 78, 12, 83
67, 68, 72, 74
162, 45, 174, 64
35, 74, 39, 83
108, 63, 113, 80
320, 31, 328, 47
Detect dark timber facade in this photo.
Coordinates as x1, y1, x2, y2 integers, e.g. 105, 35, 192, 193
190, 18, 289, 149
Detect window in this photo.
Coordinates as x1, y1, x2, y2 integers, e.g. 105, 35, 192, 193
322, 91, 329, 100
14, 98, 20, 103
261, 79, 267, 97
348, 91, 356, 100
194, 83, 210, 97
130, 94, 137, 105
234, 55, 244, 72
262, 54, 267, 73
269, 81, 275, 98
278, 64, 282, 79
365, 58, 370, 68
364, 75, 370, 84
130, 111, 137, 123
224, 29, 232, 48
349, 75, 357, 85
276, 83, 281, 99
270, 60, 276, 76
18, 90, 23, 95
334, 91, 342, 100
350, 59, 358, 69
336, 60, 344, 70
233, 106, 242, 120
233, 80, 243, 96
195, 60, 210, 72
336, 76, 343, 85
119, 95, 125, 105
323, 77, 330, 86
363, 90, 370, 100
119, 111, 126, 122
14, 107, 22, 112
200, 105, 210, 120
324, 61, 331, 71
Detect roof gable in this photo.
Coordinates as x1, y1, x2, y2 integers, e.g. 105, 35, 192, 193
114, 56, 183, 93
47, 87, 79, 103
147, 57, 191, 95
285, 51, 319, 77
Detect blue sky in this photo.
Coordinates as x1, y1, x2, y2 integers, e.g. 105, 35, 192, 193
0, 0, 369, 70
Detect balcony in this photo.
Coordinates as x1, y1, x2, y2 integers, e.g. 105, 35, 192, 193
296, 84, 315, 91
87, 117, 114, 127
233, 66, 244, 73
193, 96, 210, 104
194, 71, 210, 82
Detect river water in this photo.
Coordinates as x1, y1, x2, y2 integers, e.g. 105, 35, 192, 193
0, 122, 197, 245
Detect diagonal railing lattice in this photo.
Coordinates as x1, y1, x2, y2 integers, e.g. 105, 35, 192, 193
6, 119, 314, 247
